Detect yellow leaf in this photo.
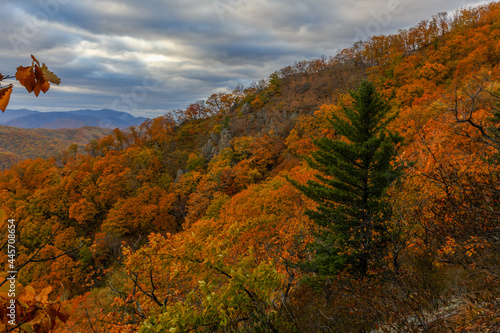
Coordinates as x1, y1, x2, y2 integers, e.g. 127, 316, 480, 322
36, 286, 52, 303
39, 286, 52, 297
25, 285, 36, 295
41, 63, 61, 85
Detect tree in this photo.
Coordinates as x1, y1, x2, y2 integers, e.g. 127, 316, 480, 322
289, 80, 402, 276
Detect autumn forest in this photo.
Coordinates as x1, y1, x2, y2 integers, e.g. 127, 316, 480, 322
1, 2, 500, 332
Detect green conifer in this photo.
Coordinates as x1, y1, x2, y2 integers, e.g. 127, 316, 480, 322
289, 80, 402, 276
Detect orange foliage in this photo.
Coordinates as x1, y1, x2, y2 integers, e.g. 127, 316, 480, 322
3, 3, 500, 331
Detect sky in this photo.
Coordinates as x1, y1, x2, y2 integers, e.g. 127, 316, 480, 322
0, 0, 489, 118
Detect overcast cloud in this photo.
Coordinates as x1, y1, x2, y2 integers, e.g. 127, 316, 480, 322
0, 0, 487, 117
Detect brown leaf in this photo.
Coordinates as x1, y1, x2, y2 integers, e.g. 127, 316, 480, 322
27, 313, 44, 327
0, 84, 13, 112
45, 304, 58, 328
33, 64, 49, 97
19, 288, 37, 307
42, 315, 51, 332
0, 73, 4, 81
31, 54, 40, 66
16, 65, 36, 93
41, 63, 61, 85
55, 308, 70, 323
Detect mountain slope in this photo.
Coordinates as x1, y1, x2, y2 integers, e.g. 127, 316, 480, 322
0, 125, 113, 170
0, 2, 500, 332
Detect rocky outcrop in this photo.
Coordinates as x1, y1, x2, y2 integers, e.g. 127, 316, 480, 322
201, 128, 232, 160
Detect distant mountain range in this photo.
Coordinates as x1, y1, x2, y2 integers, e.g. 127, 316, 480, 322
0, 109, 148, 129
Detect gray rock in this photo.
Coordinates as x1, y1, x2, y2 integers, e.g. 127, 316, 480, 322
201, 128, 233, 160
175, 169, 184, 182
240, 103, 251, 114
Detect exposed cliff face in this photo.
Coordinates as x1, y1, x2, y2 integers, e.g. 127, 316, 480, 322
201, 128, 232, 160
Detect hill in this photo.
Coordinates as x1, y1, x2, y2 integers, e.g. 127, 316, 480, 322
0, 108, 147, 129
0, 125, 113, 170
0, 2, 500, 332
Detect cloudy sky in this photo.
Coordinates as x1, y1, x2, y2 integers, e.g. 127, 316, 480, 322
0, 0, 487, 117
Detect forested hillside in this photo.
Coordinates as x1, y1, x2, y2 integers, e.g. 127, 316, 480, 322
0, 126, 112, 170
1, 2, 500, 332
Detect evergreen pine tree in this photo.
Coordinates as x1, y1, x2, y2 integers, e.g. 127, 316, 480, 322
289, 80, 402, 276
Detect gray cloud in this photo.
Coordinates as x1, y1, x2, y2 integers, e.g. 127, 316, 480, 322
0, 0, 486, 118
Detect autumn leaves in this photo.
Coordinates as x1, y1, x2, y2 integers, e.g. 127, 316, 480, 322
1, 2, 500, 331
0, 54, 60, 112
